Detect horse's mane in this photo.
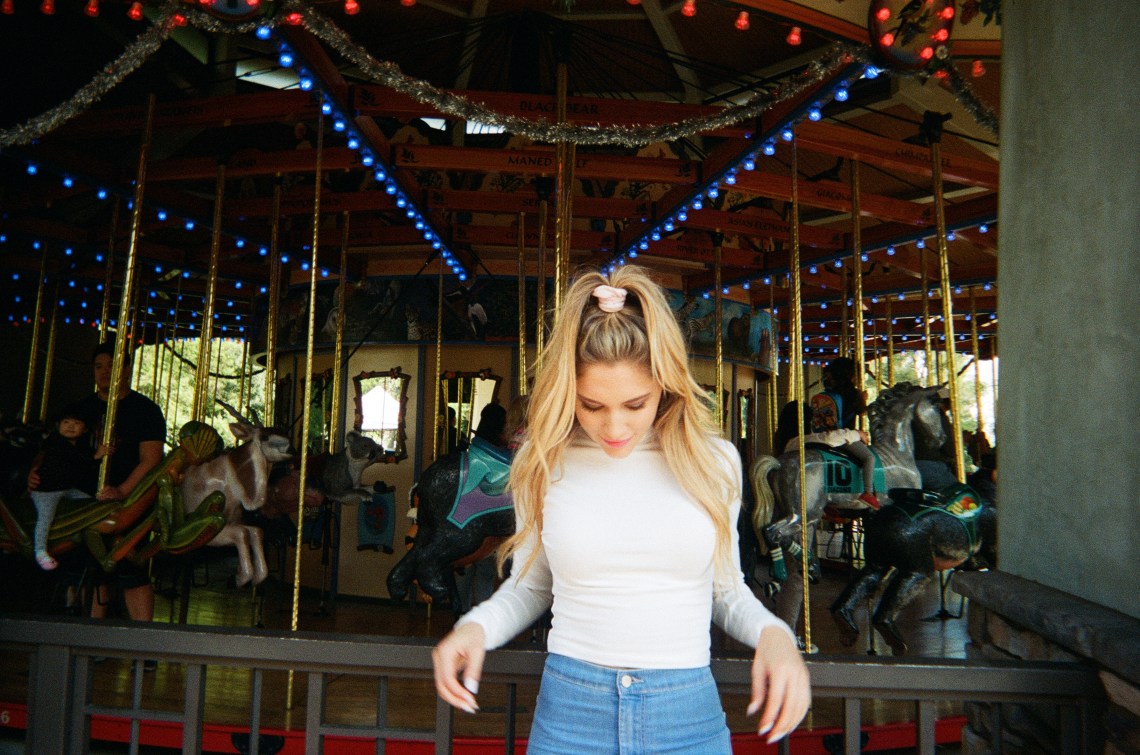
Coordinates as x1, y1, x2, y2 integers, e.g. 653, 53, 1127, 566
869, 382, 924, 439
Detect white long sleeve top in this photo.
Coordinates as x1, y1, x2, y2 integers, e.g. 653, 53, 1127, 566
456, 431, 795, 669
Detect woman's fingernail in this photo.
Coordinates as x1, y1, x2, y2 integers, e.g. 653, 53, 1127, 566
462, 703, 477, 714
766, 730, 784, 745
463, 677, 480, 695
746, 701, 760, 716
758, 722, 772, 735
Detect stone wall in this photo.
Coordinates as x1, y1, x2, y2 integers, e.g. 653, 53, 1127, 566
954, 571, 1139, 755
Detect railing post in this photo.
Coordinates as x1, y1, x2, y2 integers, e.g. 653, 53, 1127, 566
30, 644, 71, 755
435, 695, 454, 755
67, 654, 92, 754
916, 699, 936, 755
183, 663, 207, 754
843, 697, 862, 754
306, 672, 324, 753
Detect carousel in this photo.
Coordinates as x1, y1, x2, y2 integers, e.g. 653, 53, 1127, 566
0, 0, 1008, 752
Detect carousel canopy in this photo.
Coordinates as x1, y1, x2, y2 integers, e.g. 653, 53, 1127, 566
0, 0, 1002, 361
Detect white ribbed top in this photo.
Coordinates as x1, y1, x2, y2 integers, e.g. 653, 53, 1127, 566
457, 432, 794, 668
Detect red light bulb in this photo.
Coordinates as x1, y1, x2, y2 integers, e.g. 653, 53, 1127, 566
933, 69, 949, 80
172, 11, 186, 25
127, 1, 143, 20
40, 0, 54, 14
344, 0, 359, 13
971, 59, 986, 78
940, 6, 955, 20
626, 0, 641, 5
681, 0, 696, 17
786, 25, 801, 45
879, 32, 895, 46
85, 0, 99, 16
399, 0, 415, 6
932, 28, 949, 41
247, 0, 258, 6
735, 11, 749, 30
919, 46, 934, 60
1, 0, 12, 14
285, 10, 303, 23
875, 7, 891, 22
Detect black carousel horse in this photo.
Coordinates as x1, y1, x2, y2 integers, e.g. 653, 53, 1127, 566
830, 484, 997, 655
386, 436, 513, 609
751, 382, 947, 629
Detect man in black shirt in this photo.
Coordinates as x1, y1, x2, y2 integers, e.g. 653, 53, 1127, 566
31, 341, 166, 625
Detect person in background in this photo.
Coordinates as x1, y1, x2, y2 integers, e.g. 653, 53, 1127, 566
31, 341, 165, 634
432, 266, 810, 752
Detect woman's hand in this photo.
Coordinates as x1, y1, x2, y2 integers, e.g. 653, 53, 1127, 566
432, 622, 486, 714
746, 625, 812, 744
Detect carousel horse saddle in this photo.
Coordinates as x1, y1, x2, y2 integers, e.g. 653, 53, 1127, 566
809, 445, 888, 495
446, 437, 513, 529
888, 484, 985, 550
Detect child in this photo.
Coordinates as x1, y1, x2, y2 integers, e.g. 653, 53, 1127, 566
432, 266, 810, 751
806, 357, 880, 509
28, 404, 105, 570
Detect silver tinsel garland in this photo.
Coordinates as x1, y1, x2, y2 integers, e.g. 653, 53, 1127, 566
0, 0, 998, 151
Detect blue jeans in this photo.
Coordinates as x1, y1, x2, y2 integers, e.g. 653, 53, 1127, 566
527, 654, 732, 755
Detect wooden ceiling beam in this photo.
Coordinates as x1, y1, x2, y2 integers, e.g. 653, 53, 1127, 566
795, 121, 999, 188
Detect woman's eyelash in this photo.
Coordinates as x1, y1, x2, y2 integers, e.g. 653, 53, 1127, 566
580, 402, 646, 411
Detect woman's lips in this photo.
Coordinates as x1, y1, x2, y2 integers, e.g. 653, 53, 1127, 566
604, 438, 630, 448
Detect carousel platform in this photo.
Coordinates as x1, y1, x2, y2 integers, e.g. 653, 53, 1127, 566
0, 548, 972, 754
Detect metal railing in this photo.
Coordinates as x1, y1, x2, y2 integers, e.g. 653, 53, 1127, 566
0, 615, 1105, 755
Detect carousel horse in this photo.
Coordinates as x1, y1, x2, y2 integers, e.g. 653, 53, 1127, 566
0, 421, 229, 570
174, 401, 295, 587
751, 382, 947, 628
830, 484, 997, 655
386, 435, 514, 609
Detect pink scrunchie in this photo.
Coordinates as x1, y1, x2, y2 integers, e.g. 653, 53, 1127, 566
592, 285, 628, 313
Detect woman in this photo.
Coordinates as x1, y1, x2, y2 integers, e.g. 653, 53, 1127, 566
432, 266, 810, 752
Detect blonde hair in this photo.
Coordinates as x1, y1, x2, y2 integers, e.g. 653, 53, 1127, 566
499, 265, 739, 581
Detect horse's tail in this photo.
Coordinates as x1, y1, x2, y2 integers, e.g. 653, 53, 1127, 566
749, 455, 781, 542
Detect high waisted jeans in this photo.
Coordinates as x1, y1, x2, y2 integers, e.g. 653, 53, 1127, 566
526, 653, 732, 755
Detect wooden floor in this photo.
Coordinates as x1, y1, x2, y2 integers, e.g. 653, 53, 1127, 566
0, 534, 972, 750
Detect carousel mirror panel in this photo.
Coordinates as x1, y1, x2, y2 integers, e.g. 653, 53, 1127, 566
438, 369, 502, 457
352, 367, 411, 463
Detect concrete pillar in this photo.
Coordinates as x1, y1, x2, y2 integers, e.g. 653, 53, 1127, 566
997, 1, 1139, 617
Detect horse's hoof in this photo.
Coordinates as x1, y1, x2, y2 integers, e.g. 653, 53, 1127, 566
873, 620, 909, 655
832, 609, 859, 647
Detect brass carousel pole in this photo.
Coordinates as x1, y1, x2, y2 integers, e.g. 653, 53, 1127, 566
21, 247, 49, 423
840, 267, 850, 359
767, 282, 778, 453
432, 258, 444, 460
100, 94, 155, 493
971, 289, 984, 448
930, 138, 965, 483
535, 189, 549, 368
517, 212, 528, 396
849, 161, 866, 431
192, 161, 227, 422
713, 233, 724, 430
329, 212, 350, 455
171, 340, 186, 437
886, 297, 895, 386
288, 114, 324, 711
98, 197, 120, 344
920, 249, 933, 387
552, 62, 575, 320
264, 177, 283, 425
162, 277, 183, 425
237, 338, 250, 419
790, 133, 812, 652
38, 281, 61, 423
